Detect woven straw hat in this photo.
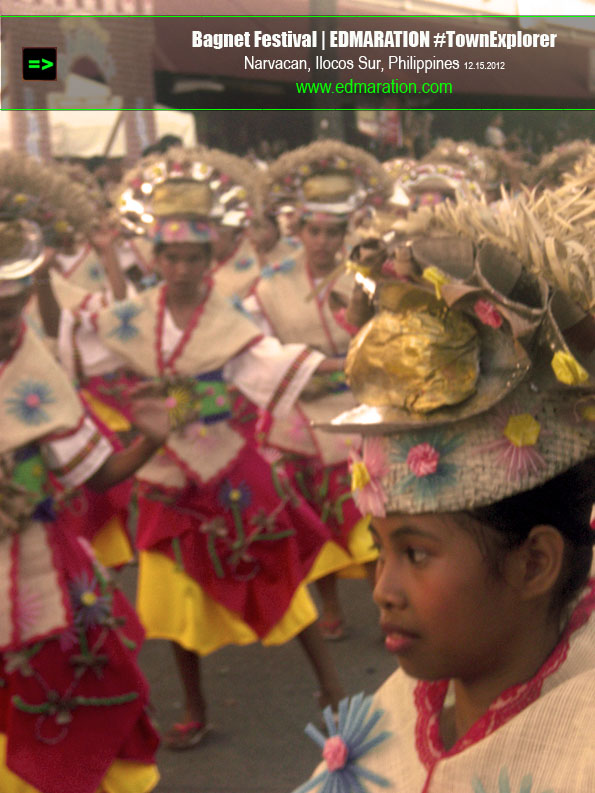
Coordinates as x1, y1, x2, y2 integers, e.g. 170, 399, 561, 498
322, 180, 595, 517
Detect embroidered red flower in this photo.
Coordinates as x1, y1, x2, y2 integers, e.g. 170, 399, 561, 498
474, 298, 503, 329
406, 443, 440, 477
323, 736, 349, 771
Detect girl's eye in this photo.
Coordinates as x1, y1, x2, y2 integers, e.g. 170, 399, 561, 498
405, 547, 429, 565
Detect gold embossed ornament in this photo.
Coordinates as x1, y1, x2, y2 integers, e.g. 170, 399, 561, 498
346, 284, 479, 412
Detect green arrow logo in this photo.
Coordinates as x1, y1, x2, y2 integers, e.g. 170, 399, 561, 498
41, 58, 53, 70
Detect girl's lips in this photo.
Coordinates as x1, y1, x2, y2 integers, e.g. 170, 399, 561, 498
382, 628, 418, 654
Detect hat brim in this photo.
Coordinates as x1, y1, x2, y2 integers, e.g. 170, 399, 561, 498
318, 323, 531, 434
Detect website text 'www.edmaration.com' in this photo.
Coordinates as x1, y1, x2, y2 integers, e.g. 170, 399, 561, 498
295, 79, 453, 95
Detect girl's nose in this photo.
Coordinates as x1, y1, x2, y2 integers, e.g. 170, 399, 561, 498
372, 562, 408, 611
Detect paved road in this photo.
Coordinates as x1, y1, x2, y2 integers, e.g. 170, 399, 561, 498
119, 568, 396, 793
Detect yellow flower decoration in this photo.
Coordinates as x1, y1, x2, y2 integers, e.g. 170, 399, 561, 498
551, 351, 589, 386
13, 193, 28, 205
503, 413, 541, 448
229, 488, 243, 502
81, 591, 98, 607
422, 266, 450, 300
299, 164, 312, 176
166, 385, 194, 426
54, 220, 70, 233
351, 461, 371, 491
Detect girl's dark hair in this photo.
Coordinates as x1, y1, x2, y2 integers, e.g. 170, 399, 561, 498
465, 457, 594, 617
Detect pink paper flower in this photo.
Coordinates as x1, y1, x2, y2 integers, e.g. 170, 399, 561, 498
406, 443, 440, 477
474, 298, 503, 329
350, 436, 389, 517
323, 735, 349, 772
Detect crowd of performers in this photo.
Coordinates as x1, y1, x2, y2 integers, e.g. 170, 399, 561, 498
0, 130, 594, 793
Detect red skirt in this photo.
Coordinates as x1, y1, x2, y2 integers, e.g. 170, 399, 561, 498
136, 443, 340, 639
0, 518, 159, 793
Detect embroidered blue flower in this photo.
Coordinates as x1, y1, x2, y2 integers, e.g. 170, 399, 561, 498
389, 429, 464, 507
218, 481, 252, 511
86, 261, 104, 282
473, 767, 554, 793
261, 258, 295, 279
69, 572, 111, 630
234, 257, 254, 271
293, 693, 391, 793
5, 381, 55, 425
107, 302, 143, 342
229, 294, 255, 320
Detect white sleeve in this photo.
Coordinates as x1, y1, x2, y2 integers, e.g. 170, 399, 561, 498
223, 337, 323, 417
41, 415, 113, 489
58, 308, 127, 379
241, 294, 274, 335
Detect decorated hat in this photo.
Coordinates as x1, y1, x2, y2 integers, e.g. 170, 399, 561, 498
0, 152, 97, 295
115, 146, 261, 241
263, 140, 392, 222
322, 179, 595, 517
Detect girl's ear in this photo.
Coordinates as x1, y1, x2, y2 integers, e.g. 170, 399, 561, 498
509, 525, 565, 602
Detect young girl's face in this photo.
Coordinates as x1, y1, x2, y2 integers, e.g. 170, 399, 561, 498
298, 219, 345, 272
155, 243, 212, 298
371, 512, 523, 685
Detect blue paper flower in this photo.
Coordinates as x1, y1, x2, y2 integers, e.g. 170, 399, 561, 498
69, 571, 111, 630
5, 381, 55, 425
473, 767, 554, 793
261, 258, 296, 279
107, 303, 143, 342
218, 481, 252, 511
293, 692, 391, 793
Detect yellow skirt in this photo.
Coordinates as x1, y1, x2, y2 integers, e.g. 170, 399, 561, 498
0, 735, 159, 793
137, 537, 356, 656
334, 514, 377, 579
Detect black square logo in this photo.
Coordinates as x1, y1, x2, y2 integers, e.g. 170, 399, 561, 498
23, 48, 57, 80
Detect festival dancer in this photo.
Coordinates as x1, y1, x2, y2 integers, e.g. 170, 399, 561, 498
0, 153, 169, 793
293, 175, 595, 793
248, 141, 392, 640
58, 147, 355, 749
